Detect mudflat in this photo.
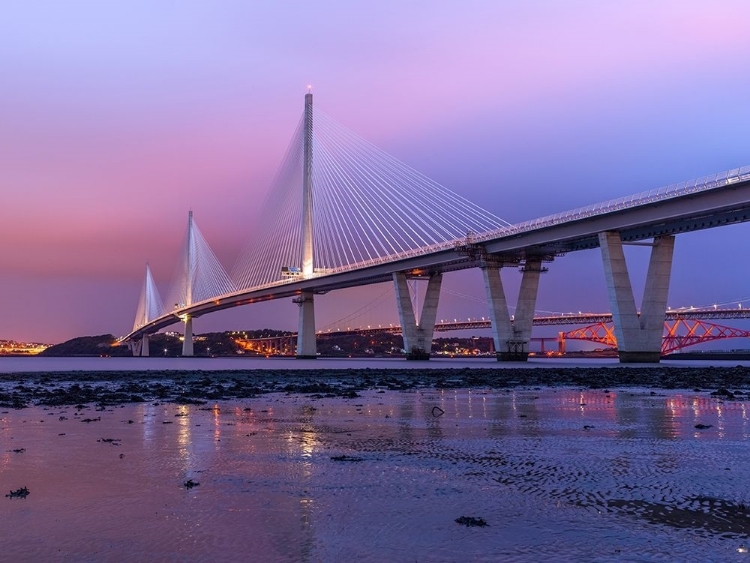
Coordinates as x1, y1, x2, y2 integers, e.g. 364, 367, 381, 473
1, 369, 749, 561
1, 366, 749, 408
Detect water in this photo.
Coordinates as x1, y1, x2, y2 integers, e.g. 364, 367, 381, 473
2, 388, 749, 561
2, 355, 750, 373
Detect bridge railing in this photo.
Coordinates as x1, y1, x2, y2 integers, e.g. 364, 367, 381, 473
474, 165, 750, 244
318, 239, 461, 276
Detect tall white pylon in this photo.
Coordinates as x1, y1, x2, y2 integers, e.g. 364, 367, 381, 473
167, 210, 235, 311
301, 91, 314, 278
164, 211, 235, 357
297, 92, 317, 358
183, 211, 196, 356
133, 263, 164, 332
131, 264, 164, 357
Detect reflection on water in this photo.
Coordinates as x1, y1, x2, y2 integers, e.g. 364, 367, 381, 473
1, 388, 749, 562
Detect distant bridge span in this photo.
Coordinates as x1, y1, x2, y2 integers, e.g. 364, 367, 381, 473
316, 308, 750, 336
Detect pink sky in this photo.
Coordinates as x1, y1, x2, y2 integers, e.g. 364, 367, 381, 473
2, 1, 750, 343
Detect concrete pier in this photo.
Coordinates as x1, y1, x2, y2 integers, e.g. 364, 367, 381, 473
182, 316, 194, 357
482, 266, 514, 359
296, 291, 317, 358
140, 334, 150, 357
129, 337, 147, 357
599, 232, 674, 362
393, 272, 442, 359
483, 259, 543, 361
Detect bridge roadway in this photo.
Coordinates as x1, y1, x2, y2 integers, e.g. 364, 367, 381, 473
126, 167, 750, 342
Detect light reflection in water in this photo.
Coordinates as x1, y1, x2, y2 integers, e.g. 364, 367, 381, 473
1, 389, 749, 562
282, 404, 318, 563
212, 403, 221, 446
176, 405, 194, 476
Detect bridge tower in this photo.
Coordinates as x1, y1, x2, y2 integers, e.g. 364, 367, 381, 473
482, 258, 543, 361
302, 91, 314, 278
599, 232, 674, 362
296, 91, 317, 358
130, 263, 163, 357
182, 211, 195, 357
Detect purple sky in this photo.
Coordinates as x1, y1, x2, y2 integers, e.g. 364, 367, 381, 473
2, 1, 750, 343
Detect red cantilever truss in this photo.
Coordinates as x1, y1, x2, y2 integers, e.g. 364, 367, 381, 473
563, 319, 750, 354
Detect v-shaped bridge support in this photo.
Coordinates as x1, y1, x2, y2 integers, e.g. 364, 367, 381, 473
393, 271, 442, 360
482, 259, 543, 361
599, 232, 675, 362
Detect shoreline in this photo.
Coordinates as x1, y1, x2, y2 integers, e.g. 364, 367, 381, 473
2, 366, 749, 409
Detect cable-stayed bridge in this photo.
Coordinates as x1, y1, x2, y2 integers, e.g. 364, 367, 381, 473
126, 93, 750, 363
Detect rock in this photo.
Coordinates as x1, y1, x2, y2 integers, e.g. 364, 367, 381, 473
6, 487, 29, 499
455, 516, 488, 527
711, 388, 736, 399
330, 455, 364, 462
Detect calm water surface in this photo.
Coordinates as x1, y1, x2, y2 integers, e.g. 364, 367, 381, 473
1, 388, 749, 562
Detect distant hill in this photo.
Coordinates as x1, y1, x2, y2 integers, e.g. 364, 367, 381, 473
40, 334, 131, 357
37, 331, 497, 358
40, 332, 208, 357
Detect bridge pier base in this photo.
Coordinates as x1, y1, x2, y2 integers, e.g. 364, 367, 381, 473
483, 259, 542, 361
393, 272, 442, 360
182, 316, 194, 357
296, 291, 317, 359
140, 334, 150, 357
599, 232, 674, 363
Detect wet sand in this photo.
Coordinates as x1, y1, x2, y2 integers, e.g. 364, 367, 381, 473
2, 365, 750, 561
2, 385, 750, 562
